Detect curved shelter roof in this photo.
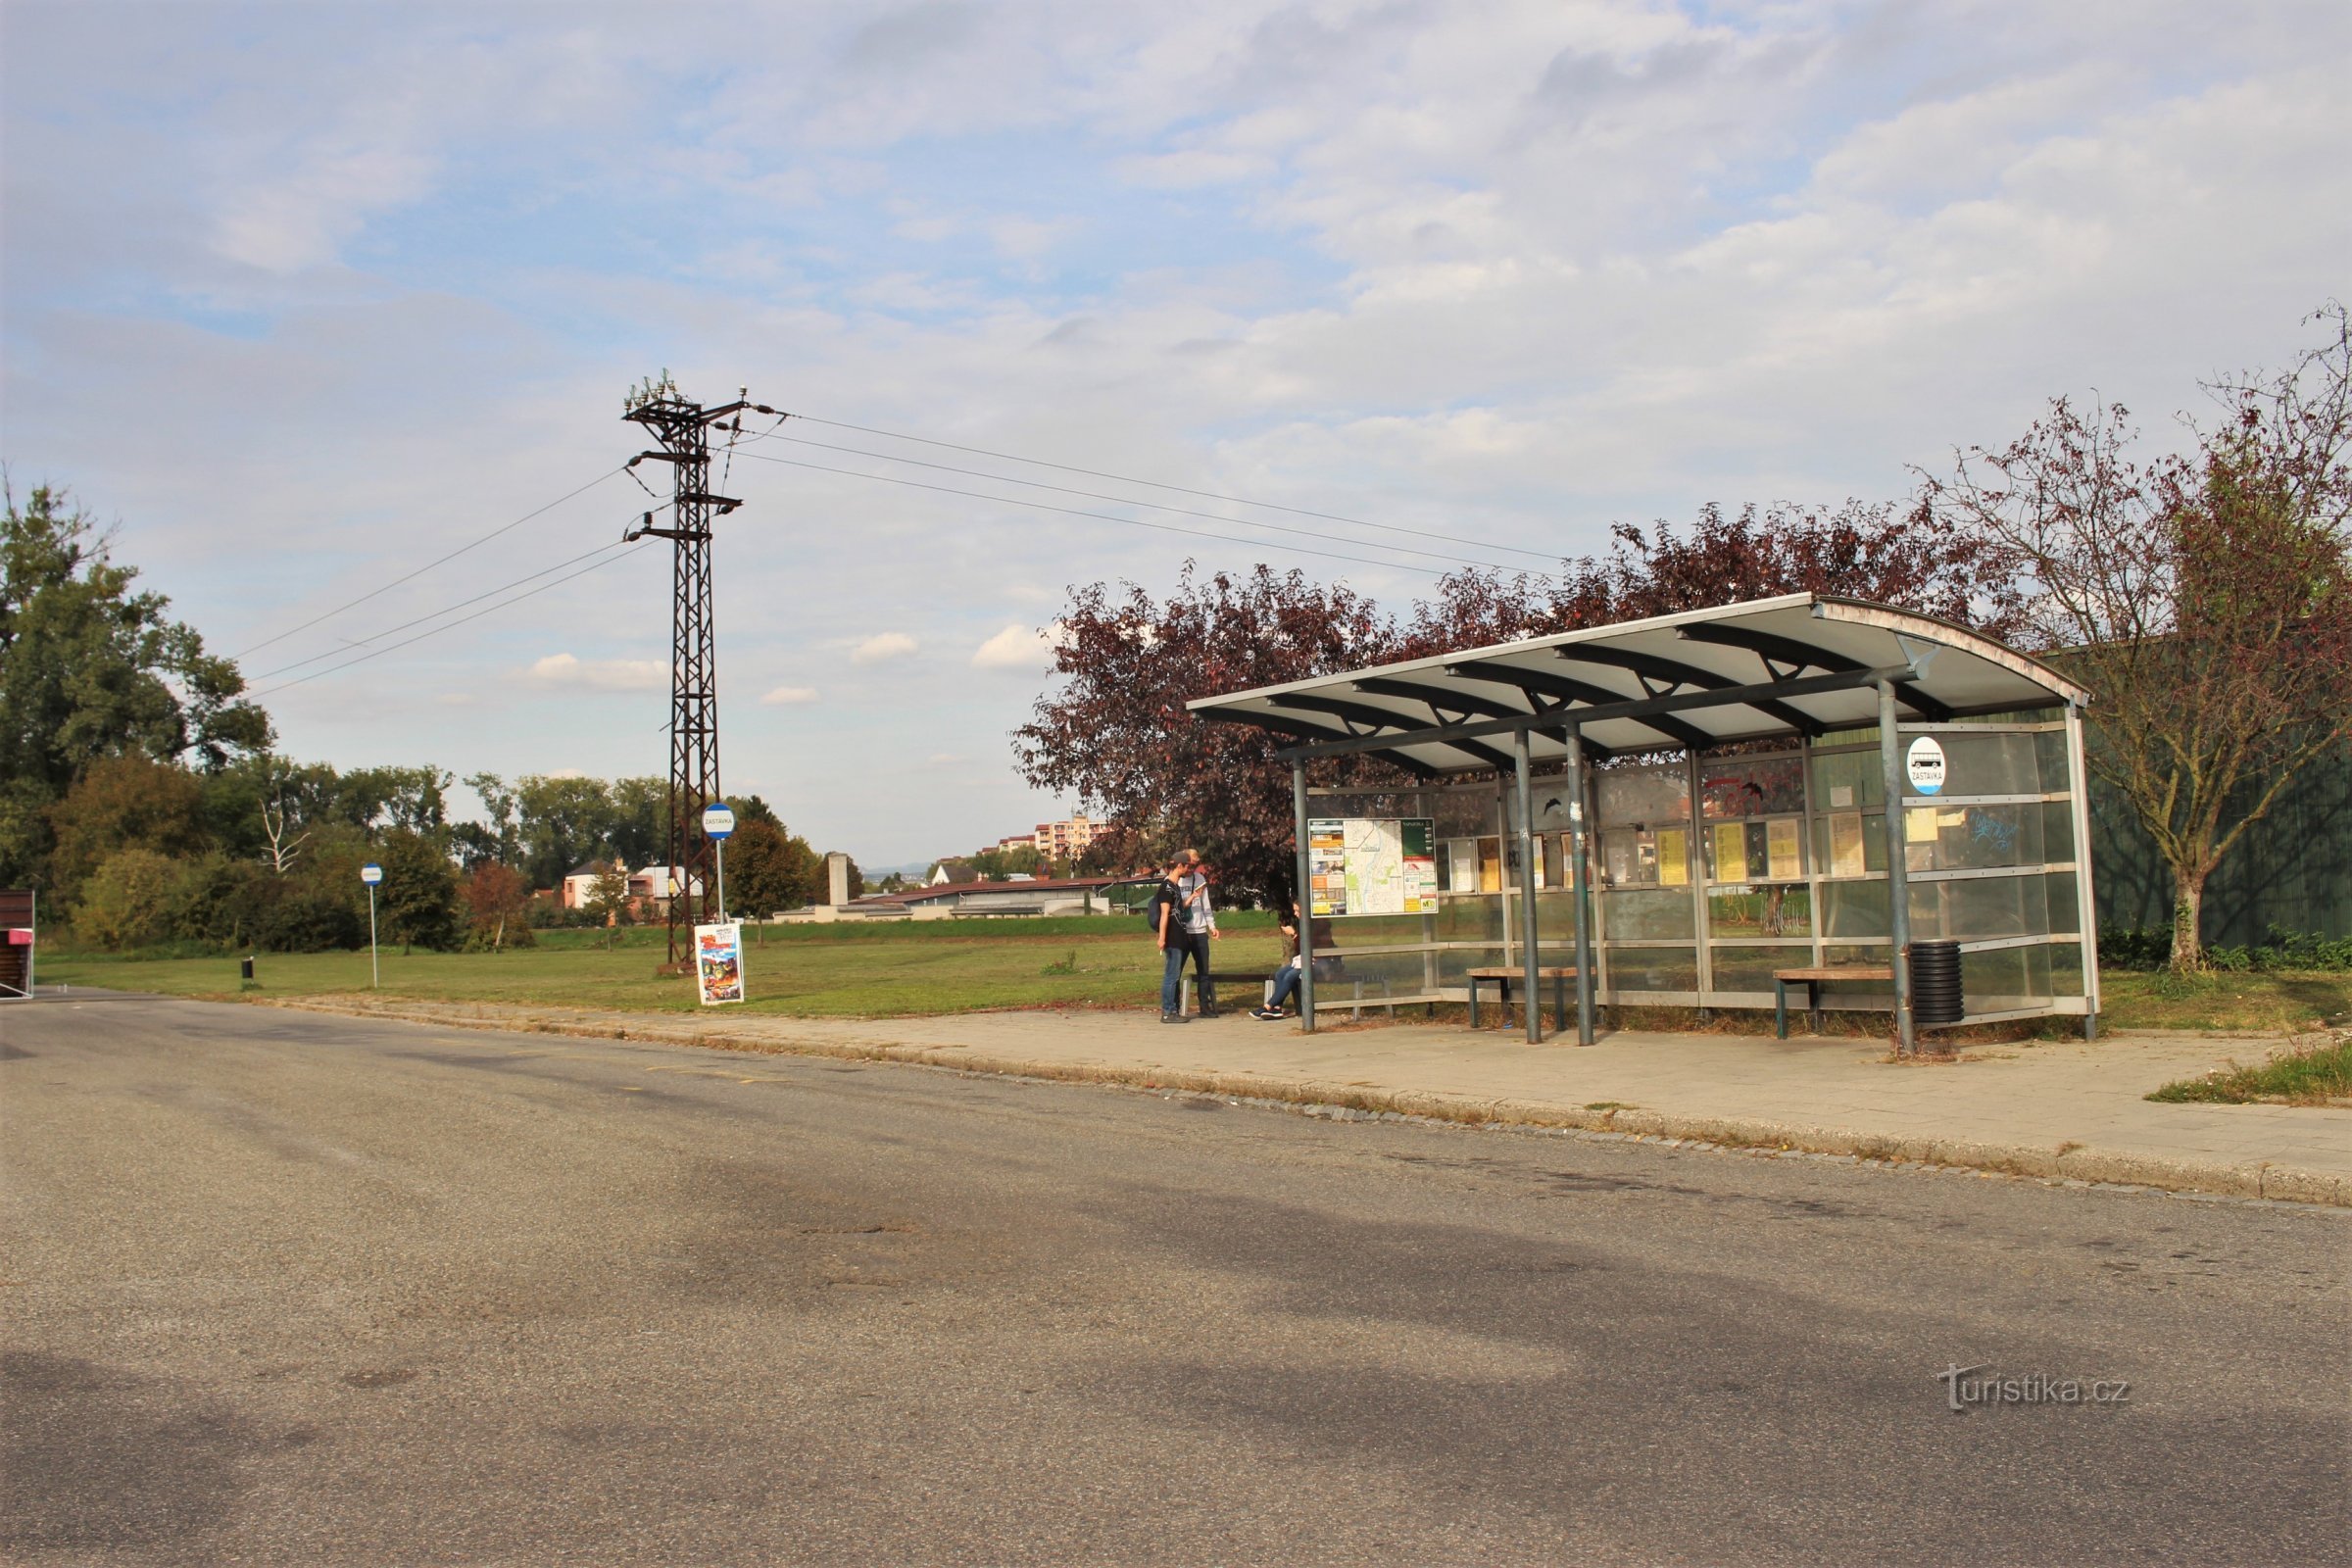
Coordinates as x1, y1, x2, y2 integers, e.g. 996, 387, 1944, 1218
1186, 594, 2087, 776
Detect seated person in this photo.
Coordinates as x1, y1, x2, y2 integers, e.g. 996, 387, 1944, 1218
1252, 904, 1337, 1019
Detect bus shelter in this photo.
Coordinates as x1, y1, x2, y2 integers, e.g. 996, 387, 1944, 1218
1187, 594, 2099, 1054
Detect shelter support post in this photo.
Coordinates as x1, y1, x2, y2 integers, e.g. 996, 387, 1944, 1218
1293, 759, 1315, 1034
2065, 700, 2101, 1041
1514, 730, 1543, 1043
1564, 724, 1596, 1045
1877, 681, 1917, 1056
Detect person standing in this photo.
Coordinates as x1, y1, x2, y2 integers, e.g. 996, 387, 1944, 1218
1154, 853, 1195, 1023
1171, 849, 1220, 1017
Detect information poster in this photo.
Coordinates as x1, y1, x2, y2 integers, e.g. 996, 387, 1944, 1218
694, 921, 745, 1005
1711, 822, 1749, 883
1308, 817, 1436, 916
1829, 811, 1866, 876
1657, 828, 1690, 887
1766, 818, 1803, 881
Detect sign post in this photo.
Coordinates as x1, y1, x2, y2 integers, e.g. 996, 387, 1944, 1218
360, 862, 383, 989
702, 802, 736, 922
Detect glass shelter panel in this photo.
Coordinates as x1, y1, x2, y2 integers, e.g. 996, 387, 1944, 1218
1295, 708, 2091, 1028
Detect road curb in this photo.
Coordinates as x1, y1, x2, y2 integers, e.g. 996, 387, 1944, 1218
248, 995, 2350, 1209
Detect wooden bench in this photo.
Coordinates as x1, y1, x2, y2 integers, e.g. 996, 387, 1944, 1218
1180, 961, 1382, 1017
1465, 966, 1578, 1033
1179, 969, 1278, 1016
1773, 964, 1895, 1038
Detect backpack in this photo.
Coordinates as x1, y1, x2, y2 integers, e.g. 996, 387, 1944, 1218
1140, 878, 1177, 933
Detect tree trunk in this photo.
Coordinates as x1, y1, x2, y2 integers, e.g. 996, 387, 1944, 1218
2169, 868, 2207, 971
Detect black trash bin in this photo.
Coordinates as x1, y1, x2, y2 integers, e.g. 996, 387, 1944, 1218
1909, 940, 1964, 1026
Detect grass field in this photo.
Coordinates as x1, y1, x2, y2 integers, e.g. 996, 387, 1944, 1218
39, 919, 2351, 1032
40, 918, 1288, 1018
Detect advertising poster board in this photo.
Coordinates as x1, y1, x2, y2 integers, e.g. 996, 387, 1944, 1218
694, 921, 746, 1005
1308, 817, 1437, 916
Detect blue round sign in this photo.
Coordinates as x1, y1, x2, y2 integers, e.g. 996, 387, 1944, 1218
702, 803, 735, 840
361, 862, 383, 885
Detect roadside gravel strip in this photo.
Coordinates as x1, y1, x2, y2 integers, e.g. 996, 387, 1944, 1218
241, 994, 2352, 1209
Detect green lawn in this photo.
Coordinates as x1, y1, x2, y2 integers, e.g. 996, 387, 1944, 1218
42, 919, 2350, 1034
42, 917, 1288, 1018
2094, 969, 2352, 1035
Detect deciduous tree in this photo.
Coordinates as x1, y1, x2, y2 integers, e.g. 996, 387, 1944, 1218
461, 861, 533, 951
374, 828, 462, 953
1920, 305, 2352, 968
1015, 564, 1402, 903
47, 754, 210, 900
0, 481, 270, 883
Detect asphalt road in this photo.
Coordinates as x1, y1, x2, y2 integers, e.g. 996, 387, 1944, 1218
3, 996, 2346, 1566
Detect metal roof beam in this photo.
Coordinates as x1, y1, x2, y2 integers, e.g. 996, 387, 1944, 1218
1351, 676, 1545, 724
1676, 622, 1862, 676
1271, 663, 1920, 764
1676, 623, 1953, 720
1556, 646, 1827, 737
1268, 692, 1431, 736
1453, 663, 1713, 750
1199, 708, 1442, 778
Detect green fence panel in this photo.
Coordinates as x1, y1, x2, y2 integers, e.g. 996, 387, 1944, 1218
2090, 737, 2352, 945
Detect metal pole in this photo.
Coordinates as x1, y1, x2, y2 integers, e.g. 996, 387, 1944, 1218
715, 839, 728, 924
368, 886, 379, 990
1514, 729, 1542, 1044
2064, 700, 2102, 1041
1878, 681, 1915, 1055
1293, 759, 1315, 1034
1565, 724, 1596, 1046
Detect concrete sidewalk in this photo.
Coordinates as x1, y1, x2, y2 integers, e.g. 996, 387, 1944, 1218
253, 994, 2352, 1207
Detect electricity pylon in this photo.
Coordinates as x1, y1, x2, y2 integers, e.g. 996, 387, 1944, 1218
621, 372, 776, 966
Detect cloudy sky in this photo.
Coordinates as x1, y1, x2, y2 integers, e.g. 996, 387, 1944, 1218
4, 1, 2346, 866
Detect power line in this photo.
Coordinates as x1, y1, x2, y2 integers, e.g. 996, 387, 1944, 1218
248, 543, 646, 698
732, 451, 1450, 577
765, 413, 1564, 564
735, 433, 1527, 573
231, 466, 631, 659
248, 533, 646, 682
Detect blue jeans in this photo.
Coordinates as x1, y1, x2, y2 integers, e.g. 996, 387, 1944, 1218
1264, 961, 1301, 1013
1160, 931, 1210, 1013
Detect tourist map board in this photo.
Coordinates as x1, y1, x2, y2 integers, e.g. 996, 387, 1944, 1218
1307, 816, 1436, 917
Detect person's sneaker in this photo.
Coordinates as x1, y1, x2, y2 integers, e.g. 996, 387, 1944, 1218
1250, 1007, 1284, 1021
1199, 1006, 1221, 1018
1159, 1012, 1190, 1024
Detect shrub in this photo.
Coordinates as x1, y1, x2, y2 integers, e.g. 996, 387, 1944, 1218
73, 848, 188, 949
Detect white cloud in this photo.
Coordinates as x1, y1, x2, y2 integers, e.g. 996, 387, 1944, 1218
852, 631, 918, 665
526, 653, 665, 692
970, 622, 1060, 670
760, 684, 820, 705
12, 0, 2351, 872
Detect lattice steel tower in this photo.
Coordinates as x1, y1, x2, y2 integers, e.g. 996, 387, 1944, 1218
623, 374, 758, 965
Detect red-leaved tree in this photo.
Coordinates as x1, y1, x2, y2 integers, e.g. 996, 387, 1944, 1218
1397, 501, 2025, 655
1013, 565, 1408, 902
1018, 504, 2031, 904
